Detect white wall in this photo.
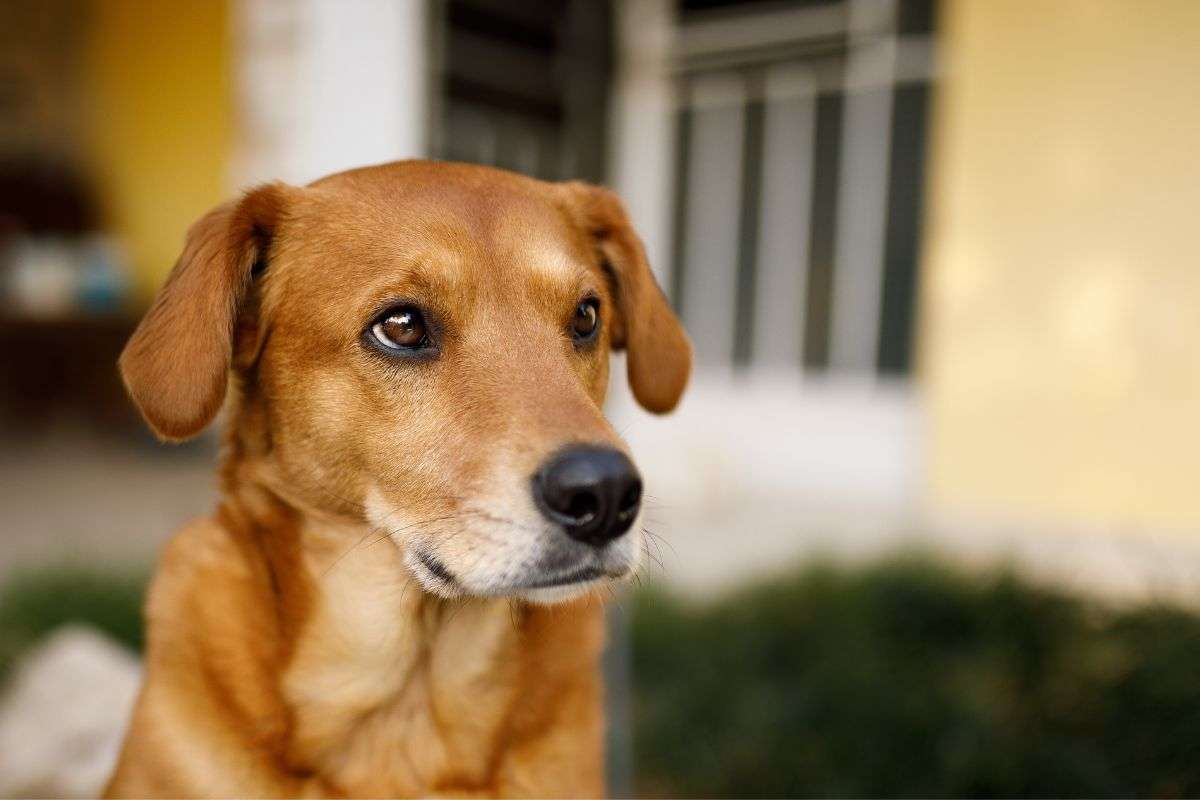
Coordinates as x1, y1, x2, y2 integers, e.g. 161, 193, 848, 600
232, 0, 429, 187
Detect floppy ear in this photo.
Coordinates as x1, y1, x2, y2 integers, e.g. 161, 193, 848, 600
119, 183, 292, 442
562, 182, 692, 413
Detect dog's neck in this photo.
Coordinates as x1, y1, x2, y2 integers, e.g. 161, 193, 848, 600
210, 436, 606, 795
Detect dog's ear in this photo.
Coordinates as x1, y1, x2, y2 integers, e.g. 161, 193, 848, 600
119, 183, 293, 442
561, 182, 691, 413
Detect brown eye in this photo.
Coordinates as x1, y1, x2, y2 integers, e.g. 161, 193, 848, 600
371, 307, 429, 350
572, 298, 599, 341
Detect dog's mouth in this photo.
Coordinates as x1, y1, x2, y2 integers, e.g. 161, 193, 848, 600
411, 548, 623, 597
414, 549, 457, 584
520, 565, 607, 589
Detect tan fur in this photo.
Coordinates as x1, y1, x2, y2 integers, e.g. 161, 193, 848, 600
106, 161, 690, 798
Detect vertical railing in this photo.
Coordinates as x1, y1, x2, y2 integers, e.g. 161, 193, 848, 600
733, 70, 766, 367
803, 87, 844, 371
667, 0, 933, 380
668, 93, 693, 324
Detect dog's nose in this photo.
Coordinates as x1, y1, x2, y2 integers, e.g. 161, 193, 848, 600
533, 446, 642, 546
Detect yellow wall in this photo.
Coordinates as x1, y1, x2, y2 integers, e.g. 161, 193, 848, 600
922, 0, 1200, 533
83, 0, 231, 301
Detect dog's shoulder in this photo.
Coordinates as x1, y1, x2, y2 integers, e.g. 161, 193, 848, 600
140, 516, 294, 729
108, 517, 307, 798
142, 517, 288, 680
158, 516, 247, 571
146, 518, 260, 616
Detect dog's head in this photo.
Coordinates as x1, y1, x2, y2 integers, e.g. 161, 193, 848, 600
120, 161, 690, 603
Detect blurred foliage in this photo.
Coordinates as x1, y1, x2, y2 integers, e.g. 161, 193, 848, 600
2, 558, 1200, 798
631, 555, 1200, 798
0, 564, 147, 680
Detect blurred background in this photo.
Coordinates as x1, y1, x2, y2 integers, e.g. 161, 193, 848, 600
2, 0, 1200, 796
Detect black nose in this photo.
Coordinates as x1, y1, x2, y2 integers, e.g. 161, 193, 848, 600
533, 446, 643, 546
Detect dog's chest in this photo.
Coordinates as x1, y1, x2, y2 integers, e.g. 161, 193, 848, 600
282, 560, 523, 795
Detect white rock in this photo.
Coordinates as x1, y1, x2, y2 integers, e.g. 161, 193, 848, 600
0, 626, 141, 798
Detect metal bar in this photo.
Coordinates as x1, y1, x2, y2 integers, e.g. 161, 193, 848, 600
802, 90, 843, 370
733, 69, 766, 367
676, 36, 847, 76
876, 80, 930, 375
668, 82, 694, 314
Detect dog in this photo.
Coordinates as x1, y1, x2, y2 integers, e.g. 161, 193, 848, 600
105, 161, 690, 798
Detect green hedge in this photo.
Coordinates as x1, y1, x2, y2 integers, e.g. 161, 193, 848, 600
3, 557, 1200, 798
0, 564, 147, 680
631, 556, 1200, 798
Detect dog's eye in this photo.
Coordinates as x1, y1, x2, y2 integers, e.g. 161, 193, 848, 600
572, 299, 600, 341
371, 307, 429, 350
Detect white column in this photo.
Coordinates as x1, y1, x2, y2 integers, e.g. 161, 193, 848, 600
682, 74, 745, 368
609, 0, 677, 282
829, 0, 897, 374
232, 0, 429, 187
754, 66, 818, 368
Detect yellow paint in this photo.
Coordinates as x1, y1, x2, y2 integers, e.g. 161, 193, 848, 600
922, 0, 1200, 533
82, 0, 231, 302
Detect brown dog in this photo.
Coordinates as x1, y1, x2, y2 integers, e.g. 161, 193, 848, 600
105, 161, 690, 798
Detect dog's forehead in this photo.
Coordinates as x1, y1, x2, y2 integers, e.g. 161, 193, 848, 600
290, 164, 595, 298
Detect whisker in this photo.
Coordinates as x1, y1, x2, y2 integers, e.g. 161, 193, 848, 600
643, 527, 678, 559
332, 513, 462, 566
324, 509, 501, 578
640, 528, 667, 575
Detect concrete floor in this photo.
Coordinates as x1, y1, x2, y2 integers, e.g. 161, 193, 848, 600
0, 428, 217, 576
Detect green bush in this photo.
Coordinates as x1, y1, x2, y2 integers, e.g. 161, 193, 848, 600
3, 557, 1200, 798
631, 556, 1200, 798
0, 564, 148, 680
